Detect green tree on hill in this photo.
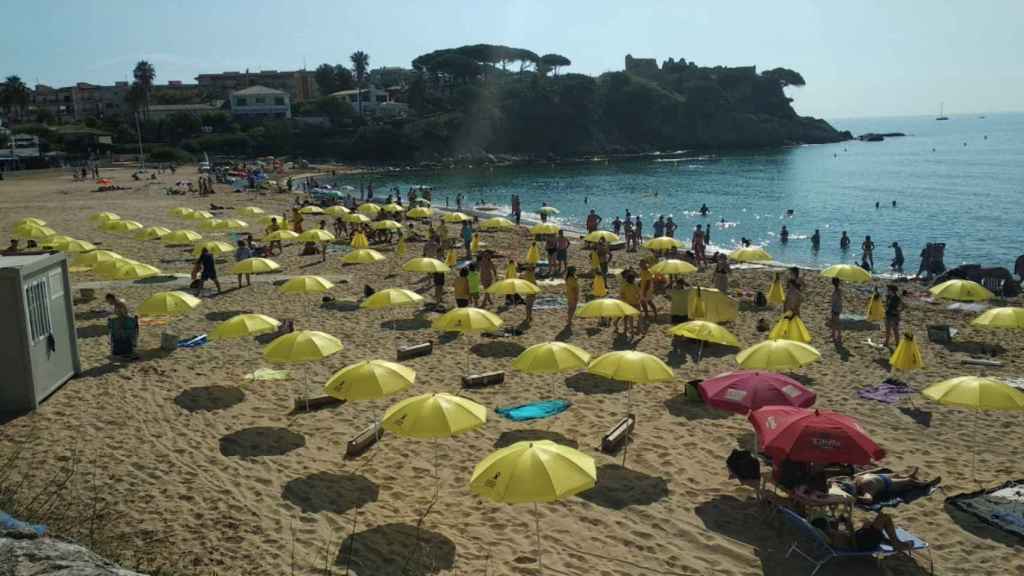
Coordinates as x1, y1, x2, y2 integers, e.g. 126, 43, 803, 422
132, 60, 156, 118
761, 67, 806, 88
314, 63, 355, 95
539, 54, 571, 76
1, 75, 30, 118
350, 51, 370, 114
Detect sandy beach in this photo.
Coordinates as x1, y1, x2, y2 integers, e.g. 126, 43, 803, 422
1, 165, 1022, 576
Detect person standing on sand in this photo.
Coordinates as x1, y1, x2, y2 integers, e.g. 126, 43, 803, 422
555, 230, 570, 276
830, 277, 843, 344
193, 248, 222, 296
623, 217, 634, 251
468, 262, 481, 306
105, 293, 130, 318
862, 235, 875, 270
597, 238, 610, 277
454, 268, 470, 308
234, 240, 252, 287
634, 216, 644, 244
461, 221, 473, 259
890, 242, 905, 274
617, 269, 641, 336
565, 266, 579, 327
478, 251, 497, 308
883, 284, 904, 347
713, 253, 730, 294
653, 215, 665, 237
783, 267, 803, 316
639, 259, 657, 323
692, 225, 707, 267
612, 216, 623, 236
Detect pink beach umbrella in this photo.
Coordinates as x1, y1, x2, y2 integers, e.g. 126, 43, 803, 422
698, 371, 816, 415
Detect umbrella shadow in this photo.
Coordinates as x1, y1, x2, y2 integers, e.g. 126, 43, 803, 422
694, 494, 796, 572
788, 373, 818, 388
470, 340, 525, 359
577, 464, 669, 510
133, 274, 179, 285
205, 309, 251, 322
380, 317, 431, 331
839, 318, 877, 332
663, 391, 731, 420
174, 385, 244, 412
282, 471, 378, 514
321, 300, 360, 312
564, 372, 628, 395
941, 341, 1006, 357
943, 500, 1024, 549
898, 406, 932, 428
219, 426, 305, 458
494, 429, 579, 449
554, 325, 573, 342
336, 523, 456, 576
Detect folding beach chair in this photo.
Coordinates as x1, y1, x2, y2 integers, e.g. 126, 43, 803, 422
780, 507, 932, 576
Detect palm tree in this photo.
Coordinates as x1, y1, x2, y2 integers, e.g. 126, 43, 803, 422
350, 51, 369, 115
2, 76, 30, 119
132, 60, 156, 117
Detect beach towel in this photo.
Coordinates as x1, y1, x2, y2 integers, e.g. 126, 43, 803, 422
244, 368, 291, 381
858, 484, 940, 511
947, 302, 990, 313
1005, 377, 1024, 392
496, 400, 571, 422
857, 379, 915, 404
0, 511, 46, 536
533, 294, 567, 310
177, 334, 208, 348
947, 479, 1024, 538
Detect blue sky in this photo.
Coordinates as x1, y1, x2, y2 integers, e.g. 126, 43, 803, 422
2, 0, 1022, 119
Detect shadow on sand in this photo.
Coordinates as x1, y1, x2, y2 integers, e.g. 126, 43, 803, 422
577, 464, 669, 510
336, 523, 456, 576
564, 373, 628, 395
282, 471, 378, 514
174, 385, 244, 412
494, 429, 579, 449
219, 426, 305, 458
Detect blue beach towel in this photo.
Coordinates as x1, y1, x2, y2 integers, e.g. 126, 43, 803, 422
177, 334, 208, 348
858, 484, 940, 511
496, 400, 570, 422
0, 511, 47, 536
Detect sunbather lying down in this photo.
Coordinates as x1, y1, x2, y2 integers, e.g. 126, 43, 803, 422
811, 511, 913, 552
830, 467, 940, 505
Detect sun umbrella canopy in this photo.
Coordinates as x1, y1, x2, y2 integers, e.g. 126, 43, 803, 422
73, 250, 122, 268
217, 218, 249, 231
729, 247, 772, 262
324, 359, 415, 402
15, 217, 46, 227
90, 212, 120, 223
324, 205, 350, 217
299, 205, 325, 215
768, 314, 812, 344
279, 275, 334, 294
929, 279, 995, 302
209, 313, 281, 340
576, 298, 640, 319
583, 230, 619, 243
651, 259, 698, 275
681, 287, 738, 323
108, 260, 161, 280
344, 213, 372, 224
972, 307, 1024, 329
361, 287, 425, 310
470, 440, 596, 504
644, 236, 683, 251
371, 219, 402, 231
699, 371, 816, 414
263, 230, 299, 242
342, 248, 386, 264
668, 320, 740, 347
135, 226, 172, 240
480, 217, 515, 230
529, 223, 560, 235
432, 307, 504, 333
406, 207, 433, 219
187, 210, 214, 220
263, 330, 343, 364
14, 224, 57, 240
357, 203, 381, 216
403, 257, 450, 274
486, 278, 541, 296
443, 212, 472, 223
382, 392, 487, 439
821, 264, 872, 283
163, 230, 203, 245
297, 229, 335, 243
512, 342, 591, 374
57, 238, 96, 253
889, 334, 924, 372
749, 407, 885, 465
381, 203, 404, 213
103, 220, 144, 234
169, 207, 194, 218
231, 257, 280, 275
736, 339, 820, 371
239, 206, 265, 216
39, 235, 73, 250
588, 351, 674, 384
192, 241, 236, 256
138, 291, 201, 317
922, 376, 1024, 411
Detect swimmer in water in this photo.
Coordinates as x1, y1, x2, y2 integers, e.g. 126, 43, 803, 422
699, 203, 709, 216
780, 225, 789, 244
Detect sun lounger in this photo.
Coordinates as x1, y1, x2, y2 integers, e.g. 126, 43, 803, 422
345, 421, 383, 459
397, 342, 433, 361
461, 371, 505, 388
961, 358, 1003, 367
926, 324, 957, 343
780, 507, 932, 576
601, 414, 635, 454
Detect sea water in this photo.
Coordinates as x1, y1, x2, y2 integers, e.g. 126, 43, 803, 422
353, 112, 1024, 270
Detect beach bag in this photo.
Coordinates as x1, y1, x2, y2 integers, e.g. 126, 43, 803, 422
726, 449, 760, 481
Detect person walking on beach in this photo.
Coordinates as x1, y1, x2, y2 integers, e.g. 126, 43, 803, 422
545, 234, 558, 273
783, 267, 803, 316
811, 229, 821, 252
862, 235, 876, 270
596, 238, 611, 277
461, 221, 473, 260
623, 217, 635, 251
883, 284, 904, 348
665, 217, 677, 238
639, 259, 657, 324
890, 242, 905, 274
840, 231, 850, 251
565, 266, 579, 328
692, 225, 707, 267
478, 251, 497, 308
617, 269, 641, 336
234, 239, 252, 287
555, 230, 570, 276
829, 277, 843, 344
192, 247, 222, 296
586, 210, 602, 233
713, 252, 730, 294
634, 216, 643, 244
454, 268, 470, 308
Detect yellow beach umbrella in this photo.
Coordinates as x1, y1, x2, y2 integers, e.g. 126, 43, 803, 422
644, 236, 682, 251
73, 250, 122, 269
14, 224, 57, 240
683, 287, 738, 323
381, 203, 404, 214
929, 279, 995, 302
433, 307, 504, 333
263, 330, 343, 364
231, 257, 280, 275
135, 226, 172, 240
324, 359, 415, 402
588, 350, 673, 385
729, 247, 772, 262
209, 313, 281, 340
668, 320, 739, 347
576, 298, 640, 319
505, 261, 518, 279
972, 307, 1024, 329
526, 242, 541, 264
537, 206, 560, 216
443, 211, 472, 223
217, 218, 249, 231
169, 207, 194, 218
444, 248, 457, 267
342, 248, 386, 264
163, 229, 202, 245
403, 257, 449, 274
138, 291, 201, 317
371, 219, 403, 231
108, 260, 161, 280
187, 210, 214, 220
15, 217, 46, 227
263, 229, 299, 242
56, 238, 96, 253
923, 376, 1024, 411
297, 229, 335, 243
350, 231, 369, 248
406, 206, 433, 219
486, 278, 541, 296
103, 219, 143, 234
344, 213, 372, 224
480, 217, 515, 230
584, 230, 619, 243
200, 218, 225, 231
767, 275, 786, 306
239, 206, 265, 216
889, 333, 924, 372
650, 259, 698, 275
298, 205, 325, 215
512, 342, 591, 374
324, 205, 350, 217
768, 313, 813, 344
357, 203, 381, 216
192, 241, 236, 256
40, 235, 73, 250
529, 223, 560, 236
93, 257, 133, 278
279, 275, 334, 294
821, 264, 872, 283
258, 213, 284, 225
382, 392, 487, 439
361, 288, 425, 310
736, 339, 820, 371
90, 212, 120, 223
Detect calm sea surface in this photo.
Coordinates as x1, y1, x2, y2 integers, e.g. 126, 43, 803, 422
353, 112, 1024, 269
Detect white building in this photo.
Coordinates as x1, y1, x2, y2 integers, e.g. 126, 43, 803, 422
329, 87, 408, 117
229, 85, 291, 119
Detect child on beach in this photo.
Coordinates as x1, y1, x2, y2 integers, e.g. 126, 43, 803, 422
565, 267, 579, 327
829, 277, 843, 344
883, 284, 904, 347
454, 268, 470, 308
639, 260, 657, 323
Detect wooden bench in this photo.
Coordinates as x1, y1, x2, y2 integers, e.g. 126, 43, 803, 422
345, 422, 384, 459
397, 342, 433, 361
461, 371, 505, 389
292, 395, 345, 412
601, 414, 636, 454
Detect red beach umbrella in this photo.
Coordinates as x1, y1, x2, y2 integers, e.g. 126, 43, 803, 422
749, 407, 885, 465
699, 371, 816, 414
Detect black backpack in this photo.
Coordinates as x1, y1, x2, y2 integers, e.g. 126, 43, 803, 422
726, 449, 760, 481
